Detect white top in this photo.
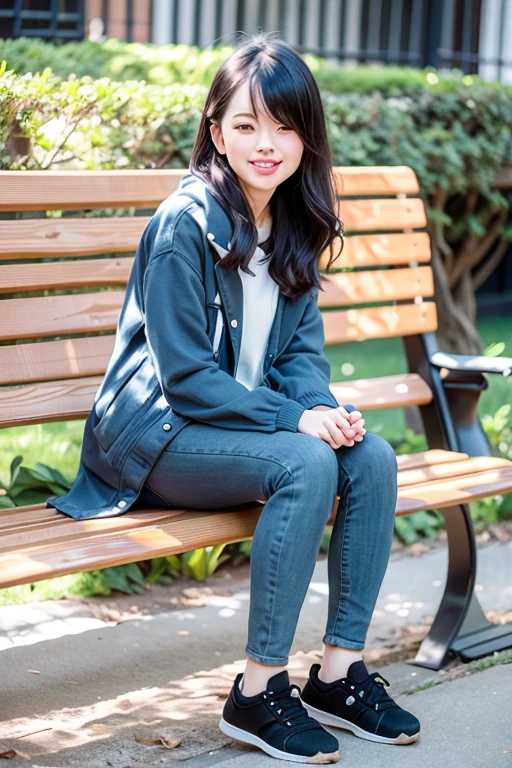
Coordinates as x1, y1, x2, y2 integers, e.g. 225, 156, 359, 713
235, 218, 278, 390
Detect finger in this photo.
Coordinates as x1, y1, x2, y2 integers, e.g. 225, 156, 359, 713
348, 411, 363, 423
335, 406, 352, 420
324, 419, 346, 448
330, 413, 355, 437
318, 429, 336, 449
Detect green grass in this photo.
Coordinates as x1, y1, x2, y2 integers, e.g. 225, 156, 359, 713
325, 315, 512, 443
0, 420, 84, 488
406, 648, 512, 695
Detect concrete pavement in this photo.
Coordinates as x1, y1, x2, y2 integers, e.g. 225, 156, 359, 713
0, 540, 510, 766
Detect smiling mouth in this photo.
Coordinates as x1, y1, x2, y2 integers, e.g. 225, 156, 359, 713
250, 161, 281, 167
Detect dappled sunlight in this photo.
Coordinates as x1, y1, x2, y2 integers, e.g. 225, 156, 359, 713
0, 650, 326, 764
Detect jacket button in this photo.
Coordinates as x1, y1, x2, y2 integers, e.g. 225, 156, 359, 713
163, 423, 172, 431
213, 351, 219, 361
231, 319, 238, 328
118, 500, 127, 508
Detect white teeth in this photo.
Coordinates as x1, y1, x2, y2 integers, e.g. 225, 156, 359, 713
253, 162, 277, 168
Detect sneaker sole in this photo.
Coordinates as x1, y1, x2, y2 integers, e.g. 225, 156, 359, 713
219, 717, 340, 763
301, 702, 420, 745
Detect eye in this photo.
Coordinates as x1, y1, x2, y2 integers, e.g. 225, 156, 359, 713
236, 124, 253, 131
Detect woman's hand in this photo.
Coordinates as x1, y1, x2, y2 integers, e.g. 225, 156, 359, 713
297, 406, 366, 449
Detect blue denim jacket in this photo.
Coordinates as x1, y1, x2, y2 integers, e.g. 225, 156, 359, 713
46, 170, 341, 519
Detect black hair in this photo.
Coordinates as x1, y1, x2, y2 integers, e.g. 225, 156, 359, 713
189, 31, 344, 301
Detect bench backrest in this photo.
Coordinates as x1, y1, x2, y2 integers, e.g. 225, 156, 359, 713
0, 167, 435, 430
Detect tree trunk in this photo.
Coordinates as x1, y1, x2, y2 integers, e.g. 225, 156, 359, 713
430, 234, 483, 355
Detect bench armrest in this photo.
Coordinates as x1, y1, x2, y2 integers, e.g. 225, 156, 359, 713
431, 352, 512, 377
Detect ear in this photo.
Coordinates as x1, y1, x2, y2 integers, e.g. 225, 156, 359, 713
209, 120, 226, 155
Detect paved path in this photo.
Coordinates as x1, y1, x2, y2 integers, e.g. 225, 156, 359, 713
0, 541, 510, 766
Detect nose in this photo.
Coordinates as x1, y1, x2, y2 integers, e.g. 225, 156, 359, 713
255, 128, 275, 153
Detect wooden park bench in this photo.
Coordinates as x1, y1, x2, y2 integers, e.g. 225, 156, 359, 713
1, 167, 512, 672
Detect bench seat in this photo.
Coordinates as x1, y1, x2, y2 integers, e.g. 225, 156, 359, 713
1, 449, 511, 590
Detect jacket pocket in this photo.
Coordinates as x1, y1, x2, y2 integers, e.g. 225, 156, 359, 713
92, 358, 158, 459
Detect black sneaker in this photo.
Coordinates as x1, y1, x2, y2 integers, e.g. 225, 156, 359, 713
301, 660, 420, 745
219, 669, 340, 763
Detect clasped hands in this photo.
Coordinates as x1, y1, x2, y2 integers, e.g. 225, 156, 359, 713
297, 405, 366, 450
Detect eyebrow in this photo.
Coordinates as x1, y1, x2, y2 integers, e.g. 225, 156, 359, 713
232, 112, 257, 119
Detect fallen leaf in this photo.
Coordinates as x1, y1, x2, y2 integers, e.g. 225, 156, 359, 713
114, 699, 132, 711
0, 749, 31, 760
85, 724, 111, 736
134, 735, 181, 749
27, 670, 40, 675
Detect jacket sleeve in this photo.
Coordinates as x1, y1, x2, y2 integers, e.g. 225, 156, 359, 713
264, 289, 340, 410
143, 248, 306, 432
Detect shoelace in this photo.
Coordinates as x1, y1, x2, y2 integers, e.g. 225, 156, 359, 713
262, 685, 313, 728
350, 673, 396, 712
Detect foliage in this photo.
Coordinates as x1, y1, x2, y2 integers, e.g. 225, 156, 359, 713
0, 455, 71, 508
2, 36, 499, 94
1, 43, 511, 351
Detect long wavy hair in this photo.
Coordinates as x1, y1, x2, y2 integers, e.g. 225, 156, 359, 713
189, 31, 344, 301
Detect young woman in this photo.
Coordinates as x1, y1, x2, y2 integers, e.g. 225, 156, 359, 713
47, 32, 420, 764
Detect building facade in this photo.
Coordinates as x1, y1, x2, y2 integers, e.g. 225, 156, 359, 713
2, 1, 511, 84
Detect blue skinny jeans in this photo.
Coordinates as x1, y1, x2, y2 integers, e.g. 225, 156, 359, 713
139, 425, 398, 666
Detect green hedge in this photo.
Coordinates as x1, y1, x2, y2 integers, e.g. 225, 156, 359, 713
3, 35, 512, 95
1, 52, 511, 199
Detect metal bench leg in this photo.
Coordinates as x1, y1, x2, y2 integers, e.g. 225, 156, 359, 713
407, 502, 512, 670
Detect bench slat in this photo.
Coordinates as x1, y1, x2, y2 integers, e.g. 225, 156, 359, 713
318, 267, 434, 307
0, 372, 432, 428
395, 467, 512, 514
333, 166, 420, 195
1, 294, 436, 344
0, 291, 123, 341
320, 232, 431, 269
0, 170, 183, 211
0, 217, 148, 259
1, 260, 433, 305
339, 198, 426, 232
1, 463, 512, 589
329, 373, 432, 410
0, 336, 114, 386
0, 167, 419, 212
0, 376, 103, 427
0, 200, 425, 263
397, 455, 512, 487
1, 218, 430, 269
323, 301, 437, 343
0, 258, 134, 293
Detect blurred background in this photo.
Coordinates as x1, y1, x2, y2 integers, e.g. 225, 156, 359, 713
1, 0, 511, 83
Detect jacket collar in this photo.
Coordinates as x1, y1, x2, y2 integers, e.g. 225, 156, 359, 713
176, 170, 234, 254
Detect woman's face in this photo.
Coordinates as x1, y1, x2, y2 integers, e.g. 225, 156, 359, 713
210, 81, 304, 209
